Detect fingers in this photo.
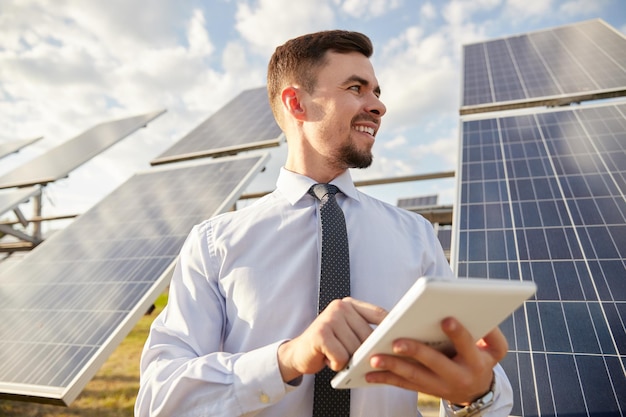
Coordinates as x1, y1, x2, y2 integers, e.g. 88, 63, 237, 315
366, 318, 506, 403
320, 298, 387, 370
345, 297, 388, 325
278, 297, 388, 377
479, 327, 509, 361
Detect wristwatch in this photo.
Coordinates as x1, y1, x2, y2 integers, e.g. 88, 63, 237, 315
445, 376, 495, 417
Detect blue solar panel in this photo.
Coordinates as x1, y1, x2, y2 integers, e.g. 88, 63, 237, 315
0, 111, 164, 189
454, 102, 626, 416
462, 19, 626, 114
0, 153, 269, 405
151, 86, 283, 165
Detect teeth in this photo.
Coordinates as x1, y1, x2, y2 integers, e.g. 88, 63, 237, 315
354, 125, 375, 136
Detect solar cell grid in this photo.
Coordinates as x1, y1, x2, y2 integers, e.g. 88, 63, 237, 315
0, 153, 269, 405
151, 86, 283, 165
461, 19, 626, 114
507, 36, 562, 99
455, 102, 626, 416
462, 43, 493, 106
397, 194, 438, 209
485, 39, 527, 103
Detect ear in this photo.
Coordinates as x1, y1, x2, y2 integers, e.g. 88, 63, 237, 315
281, 86, 306, 121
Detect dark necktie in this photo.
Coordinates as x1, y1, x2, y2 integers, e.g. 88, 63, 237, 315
309, 183, 351, 417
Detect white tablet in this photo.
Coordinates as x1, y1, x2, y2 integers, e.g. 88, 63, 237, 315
331, 276, 536, 389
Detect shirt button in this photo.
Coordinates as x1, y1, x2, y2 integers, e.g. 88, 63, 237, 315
260, 393, 270, 404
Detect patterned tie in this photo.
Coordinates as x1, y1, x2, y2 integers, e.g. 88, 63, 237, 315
309, 183, 351, 417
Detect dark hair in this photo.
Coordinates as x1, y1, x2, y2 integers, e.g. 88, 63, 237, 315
267, 30, 373, 124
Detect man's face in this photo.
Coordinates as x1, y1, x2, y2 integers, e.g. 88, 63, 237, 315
302, 51, 386, 170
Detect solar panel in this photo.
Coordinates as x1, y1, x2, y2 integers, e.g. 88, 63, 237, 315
453, 102, 626, 416
0, 153, 269, 405
397, 194, 439, 209
151, 86, 283, 165
461, 19, 626, 115
0, 137, 43, 160
0, 187, 40, 218
0, 110, 165, 190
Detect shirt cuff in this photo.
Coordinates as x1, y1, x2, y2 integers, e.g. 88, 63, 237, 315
439, 364, 513, 417
232, 340, 295, 413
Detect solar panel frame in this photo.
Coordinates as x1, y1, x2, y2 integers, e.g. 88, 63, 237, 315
150, 87, 284, 165
0, 111, 165, 189
0, 152, 270, 405
453, 101, 626, 416
0, 137, 43, 160
0, 187, 40, 218
461, 19, 626, 115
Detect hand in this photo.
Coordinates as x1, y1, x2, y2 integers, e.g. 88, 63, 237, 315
278, 297, 387, 382
365, 317, 508, 405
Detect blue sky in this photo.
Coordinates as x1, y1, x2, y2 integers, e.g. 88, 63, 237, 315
1, 0, 625, 224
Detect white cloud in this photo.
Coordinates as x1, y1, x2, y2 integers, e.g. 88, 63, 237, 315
339, 0, 403, 19
383, 135, 408, 150
222, 41, 249, 73
0, 1, 264, 218
376, 28, 459, 131
443, 0, 502, 26
420, 2, 437, 20
188, 9, 214, 57
558, 0, 606, 17
235, 0, 336, 56
504, 0, 553, 20
410, 135, 458, 169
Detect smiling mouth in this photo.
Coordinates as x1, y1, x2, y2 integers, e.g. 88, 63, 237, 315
353, 125, 375, 136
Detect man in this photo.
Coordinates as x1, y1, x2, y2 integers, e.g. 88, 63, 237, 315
135, 30, 513, 416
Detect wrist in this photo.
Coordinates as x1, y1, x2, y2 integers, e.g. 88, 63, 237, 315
445, 372, 495, 416
277, 340, 302, 383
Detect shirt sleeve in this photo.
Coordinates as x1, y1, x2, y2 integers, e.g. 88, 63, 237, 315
135, 224, 294, 417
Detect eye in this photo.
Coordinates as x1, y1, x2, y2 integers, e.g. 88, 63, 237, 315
348, 85, 361, 93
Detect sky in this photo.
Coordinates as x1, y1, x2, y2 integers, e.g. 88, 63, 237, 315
1, 0, 625, 229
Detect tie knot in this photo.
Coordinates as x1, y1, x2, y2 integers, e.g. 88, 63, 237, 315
309, 183, 340, 201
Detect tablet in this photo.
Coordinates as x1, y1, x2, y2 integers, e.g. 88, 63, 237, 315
331, 276, 536, 389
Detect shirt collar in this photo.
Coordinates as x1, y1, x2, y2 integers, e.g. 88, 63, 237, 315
276, 167, 360, 205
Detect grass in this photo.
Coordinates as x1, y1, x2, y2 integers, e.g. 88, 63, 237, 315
0, 291, 440, 416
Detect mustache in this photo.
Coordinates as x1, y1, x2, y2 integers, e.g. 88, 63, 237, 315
352, 114, 380, 126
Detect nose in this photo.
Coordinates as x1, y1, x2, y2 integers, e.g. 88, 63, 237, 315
366, 93, 386, 117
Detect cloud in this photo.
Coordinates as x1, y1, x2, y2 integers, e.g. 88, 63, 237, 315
410, 134, 458, 169
503, 0, 553, 20
375, 27, 459, 131
383, 135, 408, 150
235, 0, 336, 56
558, 0, 607, 17
188, 9, 215, 57
442, 0, 502, 26
0, 1, 264, 218
339, 0, 402, 19
420, 2, 438, 20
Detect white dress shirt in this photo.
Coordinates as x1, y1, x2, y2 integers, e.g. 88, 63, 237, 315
135, 168, 513, 417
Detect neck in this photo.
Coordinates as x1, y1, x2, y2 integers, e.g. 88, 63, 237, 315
284, 152, 346, 184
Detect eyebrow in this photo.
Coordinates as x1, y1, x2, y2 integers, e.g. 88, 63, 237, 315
342, 75, 382, 96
